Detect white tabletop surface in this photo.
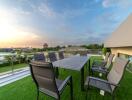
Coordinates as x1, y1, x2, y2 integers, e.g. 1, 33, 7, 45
53, 55, 90, 71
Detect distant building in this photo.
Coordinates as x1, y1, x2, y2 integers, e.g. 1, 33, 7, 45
62, 46, 87, 52
21, 47, 32, 52
43, 43, 48, 49
2, 48, 13, 52
59, 46, 88, 57
104, 14, 132, 58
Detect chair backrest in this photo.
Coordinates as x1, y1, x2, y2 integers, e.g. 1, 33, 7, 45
107, 57, 129, 91
58, 51, 64, 60
104, 52, 110, 62
48, 52, 57, 62
34, 53, 45, 62
105, 54, 114, 69
29, 61, 59, 98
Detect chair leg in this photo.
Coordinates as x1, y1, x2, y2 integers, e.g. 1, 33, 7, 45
56, 96, 60, 100
70, 77, 73, 100
112, 94, 115, 100
86, 84, 90, 100
91, 69, 94, 76
56, 67, 59, 78
88, 59, 91, 75
37, 90, 39, 100
85, 86, 88, 100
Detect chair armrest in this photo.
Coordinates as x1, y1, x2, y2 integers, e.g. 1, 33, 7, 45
99, 67, 109, 73
102, 69, 109, 74
89, 76, 118, 87
91, 67, 109, 74
58, 76, 72, 93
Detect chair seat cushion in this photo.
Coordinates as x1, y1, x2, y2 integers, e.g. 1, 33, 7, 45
39, 79, 64, 99
56, 79, 63, 89
56, 77, 70, 94
85, 76, 112, 93
39, 87, 59, 99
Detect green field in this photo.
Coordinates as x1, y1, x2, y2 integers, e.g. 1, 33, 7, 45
0, 57, 132, 100
0, 63, 28, 73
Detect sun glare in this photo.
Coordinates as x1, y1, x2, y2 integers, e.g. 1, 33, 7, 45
0, 9, 42, 48
0, 9, 16, 42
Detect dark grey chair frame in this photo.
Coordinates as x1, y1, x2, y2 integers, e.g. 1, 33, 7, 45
92, 52, 110, 67
58, 51, 64, 60
91, 54, 115, 75
48, 52, 59, 77
48, 52, 57, 62
34, 53, 46, 62
85, 57, 129, 100
29, 61, 73, 100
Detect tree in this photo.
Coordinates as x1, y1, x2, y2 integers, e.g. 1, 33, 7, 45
16, 50, 22, 64
5, 55, 14, 73
102, 47, 111, 55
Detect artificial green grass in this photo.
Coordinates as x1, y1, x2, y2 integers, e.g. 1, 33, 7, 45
0, 57, 132, 100
0, 63, 28, 73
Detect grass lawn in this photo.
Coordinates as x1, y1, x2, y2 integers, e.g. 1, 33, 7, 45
0, 56, 132, 100
0, 63, 28, 73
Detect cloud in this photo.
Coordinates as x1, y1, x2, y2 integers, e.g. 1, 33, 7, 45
30, 1, 90, 20
13, 8, 31, 15
102, 0, 132, 8
0, 22, 44, 47
48, 30, 105, 46
65, 36, 103, 45
56, 24, 73, 33
102, 0, 111, 8
29, 0, 58, 19
0, 8, 46, 48
1, 0, 131, 47
93, 12, 123, 32
0, 26, 44, 48
62, 8, 89, 18
38, 3, 56, 17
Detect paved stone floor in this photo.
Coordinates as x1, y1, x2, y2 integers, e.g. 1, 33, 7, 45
0, 67, 30, 87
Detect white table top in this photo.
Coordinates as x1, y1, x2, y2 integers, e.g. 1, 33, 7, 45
53, 55, 90, 71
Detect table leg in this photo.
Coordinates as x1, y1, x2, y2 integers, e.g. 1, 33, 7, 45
88, 59, 90, 75
56, 67, 59, 78
81, 66, 84, 91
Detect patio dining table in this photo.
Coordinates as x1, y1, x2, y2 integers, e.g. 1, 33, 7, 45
53, 55, 91, 91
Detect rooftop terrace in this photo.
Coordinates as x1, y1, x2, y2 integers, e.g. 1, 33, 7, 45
0, 56, 132, 100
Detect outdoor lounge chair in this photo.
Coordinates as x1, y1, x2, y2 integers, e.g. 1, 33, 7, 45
48, 52, 59, 77
29, 61, 73, 100
92, 52, 110, 67
48, 52, 57, 62
91, 54, 114, 75
34, 53, 46, 62
58, 51, 64, 60
85, 57, 129, 100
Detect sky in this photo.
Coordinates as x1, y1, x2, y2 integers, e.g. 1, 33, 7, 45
0, 0, 132, 48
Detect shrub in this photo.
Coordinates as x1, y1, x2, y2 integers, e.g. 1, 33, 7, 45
102, 47, 111, 55
0, 62, 10, 67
